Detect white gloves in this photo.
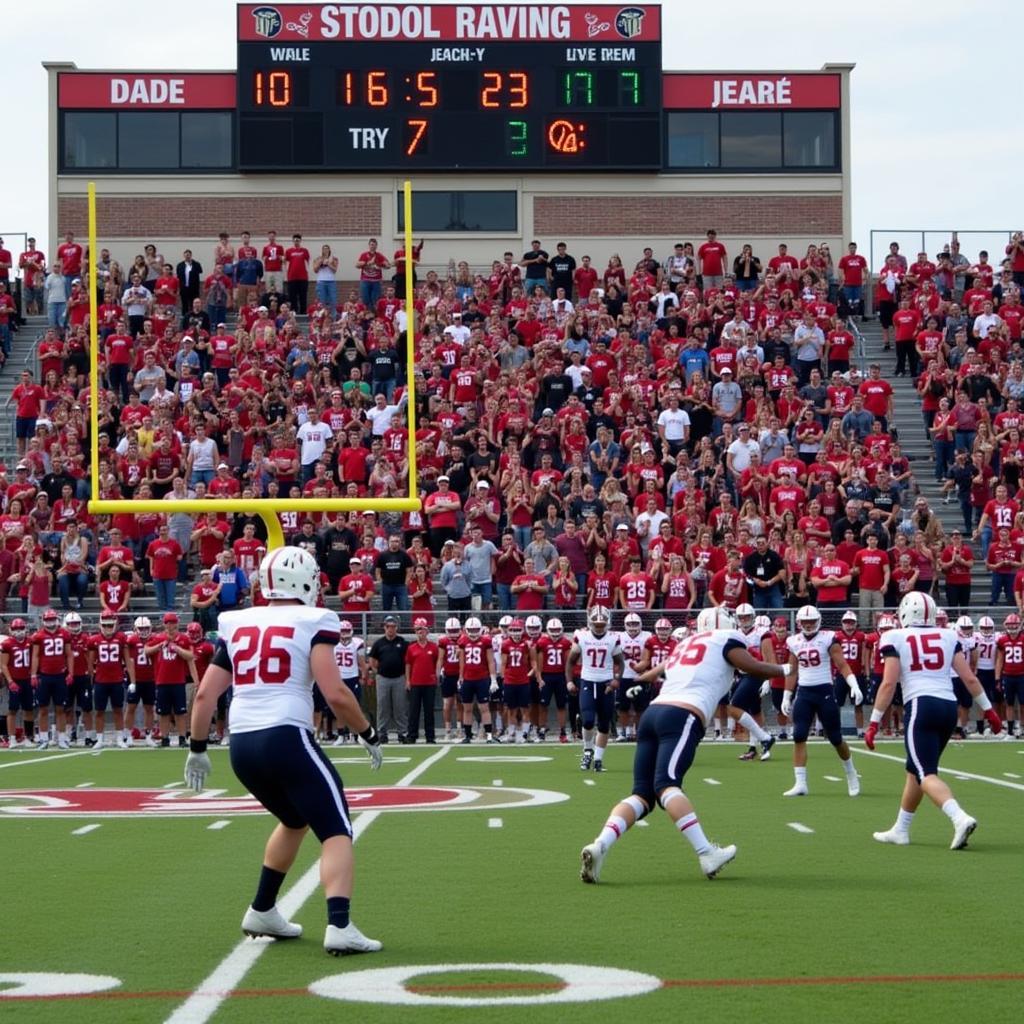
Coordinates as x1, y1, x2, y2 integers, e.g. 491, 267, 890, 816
184, 751, 212, 793
846, 675, 864, 706
489, 678, 500, 696
626, 685, 643, 699
759, 680, 771, 698
780, 691, 794, 718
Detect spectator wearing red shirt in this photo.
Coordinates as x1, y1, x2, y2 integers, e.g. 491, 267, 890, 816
988, 527, 1021, 606
337, 558, 376, 613
12, 370, 45, 457
56, 231, 83, 294
858, 365, 894, 431
707, 550, 749, 610
891, 298, 922, 377
284, 233, 310, 314
698, 229, 727, 289
146, 524, 183, 612
190, 567, 221, 632
852, 534, 890, 622
939, 530, 974, 612
356, 238, 390, 309
838, 241, 868, 313
404, 619, 439, 743
809, 543, 853, 620
510, 570, 548, 611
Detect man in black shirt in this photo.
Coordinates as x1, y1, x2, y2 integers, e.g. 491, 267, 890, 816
549, 242, 576, 298
742, 535, 786, 610
520, 239, 549, 294
322, 520, 358, 591
288, 519, 324, 562
369, 617, 410, 743
376, 534, 413, 612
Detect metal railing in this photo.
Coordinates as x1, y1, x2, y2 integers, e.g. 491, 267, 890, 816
868, 229, 1017, 276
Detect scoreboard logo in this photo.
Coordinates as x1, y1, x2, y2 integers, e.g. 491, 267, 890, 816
614, 7, 646, 39
251, 5, 283, 37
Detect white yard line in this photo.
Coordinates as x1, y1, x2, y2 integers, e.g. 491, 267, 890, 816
787, 822, 814, 834
71, 824, 102, 836
163, 746, 450, 1024
0, 750, 92, 770
582, 779, 596, 786
163, 781, 186, 789
702, 778, 721, 786
74, 782, 95, 788
857, 748, 1024, 793
823, 775, 841, 782
207, 821, 231, 831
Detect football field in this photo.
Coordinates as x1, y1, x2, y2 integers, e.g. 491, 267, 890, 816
1, 738, 1022, 1023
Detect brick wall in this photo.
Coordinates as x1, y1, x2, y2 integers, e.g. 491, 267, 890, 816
534, 194, 842, 237
57, 195, 382, 239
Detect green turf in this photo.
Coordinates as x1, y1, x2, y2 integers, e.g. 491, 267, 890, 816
0, 739, 1021, 1023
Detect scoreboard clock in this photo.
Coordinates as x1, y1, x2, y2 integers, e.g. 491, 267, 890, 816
236, 3, 662, 171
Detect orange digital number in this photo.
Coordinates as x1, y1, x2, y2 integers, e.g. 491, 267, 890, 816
416, 71, 439, 108
481, 71, 502, 108
406, 119, 428, 155
255, 70, 291, 107
508, 72, 528, 108
367, 71, 389, 107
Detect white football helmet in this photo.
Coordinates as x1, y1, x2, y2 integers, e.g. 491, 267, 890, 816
339, 620, 354, 638
841, 610, 858, 631
955, 615, 974, 637
754, 615, 771, 632
936, 608, 949, 627
465, 616, 483, 639
898, 591, 937, 628
498, 614, 513, 632
796, 605, 821, 636
671, 626, 689, 642
978, 615, 995, 637
588, 605, 611, 636
877, 613, 896, 632
624, 612, 643, 637
735, 603, 755, 630
445, 617, 462, 638
258, 546, 319, 606
655, 617, 672, 641
696, 607, 735, 631
133, 616, 152, 638
63, 611, 82, 634
525, 615, 543, 640
99, 613, 117, 635
546, 618, 563, 638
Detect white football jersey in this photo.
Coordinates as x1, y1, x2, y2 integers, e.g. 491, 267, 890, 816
739, 626, 766, 656
575, 628, 622, 682
653, 629, 747, 724
619, 630, 651, 679
334, 636, 365, 680
786, 630, 837, 688
975, 633, 997, 671
880, 626, 959, 703
953, 634, 976, 680
491, 632, 507, 674
219, 605, 341, 733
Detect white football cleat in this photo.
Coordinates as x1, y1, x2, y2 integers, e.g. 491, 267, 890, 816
847, 775, 860, 797
94, 734, 105, 749
872, 828, 910, 845
699, 843, 737, 879
241, 905, 303, 940
783, 783, 808, 797
124, 734, 134, 748
116, 735, 129, 749
950, 815, 977, 851
57, 736, 70, 750
145, 735, 158, 748
324, 922, 382, 955
580, 842, 606, 884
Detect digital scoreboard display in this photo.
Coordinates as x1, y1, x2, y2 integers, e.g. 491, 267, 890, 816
236, 4, 662, 171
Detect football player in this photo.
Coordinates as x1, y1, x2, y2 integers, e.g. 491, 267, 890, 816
534, 618, 571, 743
566, 605, 624, 772
616, 612, 651, 742
126, 616, 158, 745
865, 613, 899, 735
458, 616, 498, 743
2, 618, 36, 747
996, 613, 1024, 738
973, 616, 1000, 735
524, 615, 544, 740
724, 604, 775, 761
332, 620, 367, 746
834, 610, 869, 738
781, 605, 862, 797
186, 546, 384, 955
187, 623, 219, 742
951, 615, 978, 739
30, 609, 73, 749
502, 619, 533, 743
89, 613, 131, 749
145, 612, 199, 748
579, 606, 789, 884
64, 612, 96, 747
437, 617, 463, 741
867, 592, 1001, 848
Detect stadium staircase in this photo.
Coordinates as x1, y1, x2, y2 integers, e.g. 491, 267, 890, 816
855, 317, 990, 598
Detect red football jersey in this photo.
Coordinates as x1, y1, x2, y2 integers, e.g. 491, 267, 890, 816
645, 635, 676, 667
193, 640, 215, 680
68, 632, 90, 676
835, 628, 867, 675
32, 628, 71, 675
867, 632, 886, 676
126, 632, 156, 683
536, 635, 572, 675
438, 636, 461, 676
459, 634, 492, 681
766, 632, 790, 689
501, 638, 533, 685
90, 632, 129, 684
1, 635, 33, 681
997, 633, 1024, 677
151, 632, 193, 685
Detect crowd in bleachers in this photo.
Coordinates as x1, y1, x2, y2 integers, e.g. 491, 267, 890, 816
5, 227, 1024, 631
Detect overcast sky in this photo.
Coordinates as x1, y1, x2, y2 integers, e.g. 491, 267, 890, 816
5, 1, 1022, 267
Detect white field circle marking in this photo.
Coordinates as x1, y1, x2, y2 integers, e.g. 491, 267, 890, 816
309, 963, 662, 1007
0, 973, 121, 998
456, 756, 553, 763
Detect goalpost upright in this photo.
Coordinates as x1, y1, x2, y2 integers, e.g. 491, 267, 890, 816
86, 180, 422, 550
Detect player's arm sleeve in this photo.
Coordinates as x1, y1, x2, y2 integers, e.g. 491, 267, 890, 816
879, 644, 898, 659
311, 609, 342, 650
211, 640, 231, 672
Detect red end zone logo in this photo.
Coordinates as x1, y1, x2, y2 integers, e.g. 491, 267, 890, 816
0, 786, 567, 817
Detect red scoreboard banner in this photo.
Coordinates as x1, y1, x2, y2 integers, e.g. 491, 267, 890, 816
59, 73, 237, 109
237, 4, 661, 43
663, 73, 841, 110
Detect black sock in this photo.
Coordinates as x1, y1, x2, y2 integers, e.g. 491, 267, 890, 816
463, 724, 473, 739
484, 723, 493, 735
24, 721, 34, 739
252, 866, 286, 912
326, 896, 350, 929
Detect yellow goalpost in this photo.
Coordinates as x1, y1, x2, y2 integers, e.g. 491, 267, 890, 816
86, 180, 422, 549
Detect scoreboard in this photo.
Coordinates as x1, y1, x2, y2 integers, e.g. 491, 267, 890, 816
236, 3, 662, 171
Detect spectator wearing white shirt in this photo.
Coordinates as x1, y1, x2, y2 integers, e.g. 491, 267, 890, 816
720, 311, 752, 345
726, 423, 760, 480
972, 300, 1002, 340
365, 391, 409, 436
296, 407, 334, 484
793, 311, 825, 385
651, 282, 679, 321
635, 497, 669, 558
656, 393, 691, 456
442, 313, 470, 346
